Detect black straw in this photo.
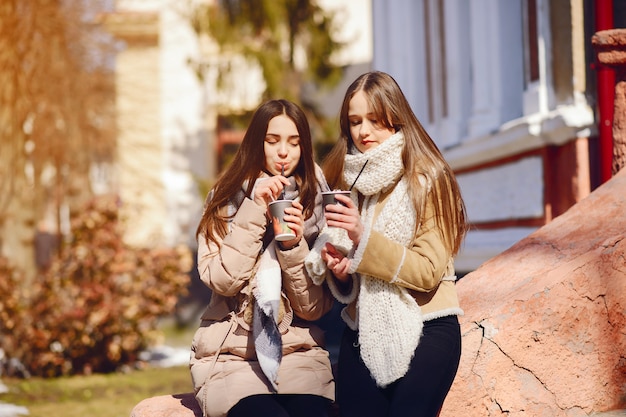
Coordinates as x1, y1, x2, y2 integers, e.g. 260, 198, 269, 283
280, 165, 285, 199
349, 160, 368, 191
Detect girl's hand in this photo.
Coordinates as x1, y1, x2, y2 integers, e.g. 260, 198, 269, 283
324, 193, 364, 246
321, 242, 351, 282
253, 176, 290, 206
277, 200, 304, 249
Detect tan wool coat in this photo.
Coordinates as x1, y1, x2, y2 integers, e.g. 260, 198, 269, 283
189, 198, 335, 417
337, 187, 463, 325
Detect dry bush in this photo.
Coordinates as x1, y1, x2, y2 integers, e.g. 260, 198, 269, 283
0, 194, 191, 377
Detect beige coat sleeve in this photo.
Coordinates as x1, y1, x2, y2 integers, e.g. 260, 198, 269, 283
353, 198, 450, 292
197, 198, 267, 297
277, 241, 334, 321
198, 197, 333, 320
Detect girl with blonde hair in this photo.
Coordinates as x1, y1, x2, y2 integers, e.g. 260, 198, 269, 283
306, 71, 467, 417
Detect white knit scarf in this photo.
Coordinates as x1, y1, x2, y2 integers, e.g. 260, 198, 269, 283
305, 131, 423, 387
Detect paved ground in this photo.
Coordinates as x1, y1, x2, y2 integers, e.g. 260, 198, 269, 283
0, 382, 28, 417
138, 345, 189, 368
0, 403, 28, 417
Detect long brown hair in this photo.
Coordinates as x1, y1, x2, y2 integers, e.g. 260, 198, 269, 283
197, 99, 317, 247
323, 71, 467, 255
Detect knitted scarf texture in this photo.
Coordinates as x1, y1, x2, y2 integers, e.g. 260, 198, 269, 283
305, 131, 424, 387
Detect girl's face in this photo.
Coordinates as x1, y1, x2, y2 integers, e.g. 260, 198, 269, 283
348, 90, 395, 153
264, 114, 302, 176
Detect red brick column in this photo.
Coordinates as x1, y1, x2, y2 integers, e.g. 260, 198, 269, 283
592, 29, 626, 174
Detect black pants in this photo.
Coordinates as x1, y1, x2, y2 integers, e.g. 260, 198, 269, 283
337, 315, 461, 417
228, 394, 331, 417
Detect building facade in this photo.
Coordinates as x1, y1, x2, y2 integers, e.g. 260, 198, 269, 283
102, 0, 213, 249
102, 0, 374, 250
371, 0, 622, 273
101, 0, 625, 274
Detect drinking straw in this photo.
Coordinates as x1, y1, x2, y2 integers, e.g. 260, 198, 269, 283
280, 164, 285, 199
349, 160, 368, 191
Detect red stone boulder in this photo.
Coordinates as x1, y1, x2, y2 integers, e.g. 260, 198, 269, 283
441, 168, 626, 416
130, 393, 200, 417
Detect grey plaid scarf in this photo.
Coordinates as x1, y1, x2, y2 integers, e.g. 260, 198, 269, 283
228, 166, 326, 390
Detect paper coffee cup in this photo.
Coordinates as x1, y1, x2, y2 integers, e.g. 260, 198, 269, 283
322, 191, 351, 211
269, 200, 296, 241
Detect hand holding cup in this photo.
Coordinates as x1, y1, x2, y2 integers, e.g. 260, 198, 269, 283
323, 191, 364, 246
322, 190, 352, 210
269, 199, 304, 247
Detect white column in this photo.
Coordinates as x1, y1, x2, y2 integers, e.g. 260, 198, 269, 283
467, 0, 500, 138
372, 0, 428, 124
439, 1, 471, 149
160, 0, 209, 247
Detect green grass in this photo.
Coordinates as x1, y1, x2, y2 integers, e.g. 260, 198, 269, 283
1, 365, 193, 417
1, 322, 197, 417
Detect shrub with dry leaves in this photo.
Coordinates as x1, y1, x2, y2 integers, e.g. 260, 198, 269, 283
0, 194, 191, 377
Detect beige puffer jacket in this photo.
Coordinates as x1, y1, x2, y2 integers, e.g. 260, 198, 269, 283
189, 197, 335, 417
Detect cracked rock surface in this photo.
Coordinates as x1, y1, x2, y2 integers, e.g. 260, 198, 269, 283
441, 168, 626, 417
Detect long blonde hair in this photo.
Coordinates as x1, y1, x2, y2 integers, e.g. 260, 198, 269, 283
323, 71, 467, 255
